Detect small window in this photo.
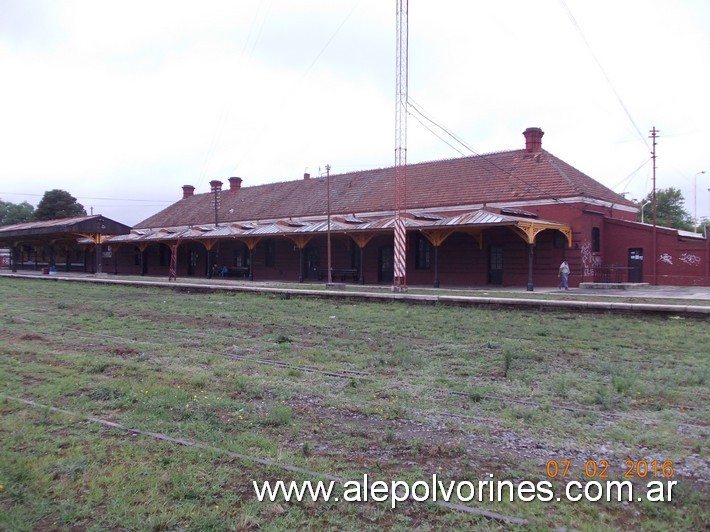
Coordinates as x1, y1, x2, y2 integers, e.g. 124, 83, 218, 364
592, 227, 600, 253
265, 239, 276, 267
415, 233, 431, 270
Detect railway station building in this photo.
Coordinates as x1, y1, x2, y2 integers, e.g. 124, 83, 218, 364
2, 128, 708, 288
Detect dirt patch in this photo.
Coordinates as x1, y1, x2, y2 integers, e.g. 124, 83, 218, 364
19, 333, 47, 342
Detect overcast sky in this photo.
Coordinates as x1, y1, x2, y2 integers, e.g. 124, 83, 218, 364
1, 0, 709, 226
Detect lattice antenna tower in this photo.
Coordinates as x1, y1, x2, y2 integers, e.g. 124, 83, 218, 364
393, 0, 408, 290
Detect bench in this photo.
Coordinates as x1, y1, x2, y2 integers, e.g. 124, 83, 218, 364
318, 268, 359, 282
213, 265, 250, 278
226, 266, 250, 278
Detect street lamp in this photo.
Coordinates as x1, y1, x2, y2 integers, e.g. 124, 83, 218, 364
641, 200, 651, 224
695, 171, 706, 232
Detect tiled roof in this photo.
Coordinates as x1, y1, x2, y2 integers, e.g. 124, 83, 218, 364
135, 149, 635, 229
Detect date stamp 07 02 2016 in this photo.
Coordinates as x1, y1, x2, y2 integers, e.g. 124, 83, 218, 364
545, 459, 675, 480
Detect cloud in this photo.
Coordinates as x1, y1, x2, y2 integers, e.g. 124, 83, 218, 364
0, 0, 709, 226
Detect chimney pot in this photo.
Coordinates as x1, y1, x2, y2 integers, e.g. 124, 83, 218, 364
209, 179, 223, 191
228, 176, 243, 190
523, 127, 544, 153
182, 185, 195, 199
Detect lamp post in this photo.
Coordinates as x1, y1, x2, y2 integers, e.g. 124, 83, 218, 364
640, 200, 651, 224
694, 171, 706, 232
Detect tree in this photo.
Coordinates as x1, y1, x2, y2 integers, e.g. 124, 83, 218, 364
0, 199, 35, 226
635, 187, 693, 231
33, 189, 87, 221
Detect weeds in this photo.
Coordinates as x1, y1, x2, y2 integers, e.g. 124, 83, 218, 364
0, 278, 706, 530
263, 405, 293, 426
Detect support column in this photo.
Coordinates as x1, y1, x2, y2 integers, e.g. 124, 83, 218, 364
433, 245, 440, 288
168, 242, 178, 281
359, 245, 365, 285
95, 240, 103, 275
11, 245, 19, 273
298, 247, 304, 283
526, 243, 534, 291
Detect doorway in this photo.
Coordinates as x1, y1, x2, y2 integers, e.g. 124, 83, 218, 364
378, 245, 394, 283
187, 249, 199, 276
628, 248, 643, 283
488, 245, 503, 285
305, 247, 320, 280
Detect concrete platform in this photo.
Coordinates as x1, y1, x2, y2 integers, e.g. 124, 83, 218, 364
2, 270, 709, 316
579, 282, 650, 290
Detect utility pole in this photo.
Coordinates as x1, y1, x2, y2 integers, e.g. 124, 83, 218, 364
649, 127, 659, 286
393, 0, 408, 291
326, 164, 332, 285
694, 170, 706, 232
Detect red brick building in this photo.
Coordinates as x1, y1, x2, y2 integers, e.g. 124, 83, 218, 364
6, 128, 706, 287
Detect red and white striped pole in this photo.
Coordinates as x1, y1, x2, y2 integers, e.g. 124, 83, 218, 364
393, 0, 408, 290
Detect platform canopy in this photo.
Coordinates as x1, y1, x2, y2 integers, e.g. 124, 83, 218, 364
0, 215, 131, 245
105, 208, 572, 249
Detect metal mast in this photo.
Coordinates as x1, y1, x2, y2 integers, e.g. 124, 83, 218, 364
393, 0, 408, 290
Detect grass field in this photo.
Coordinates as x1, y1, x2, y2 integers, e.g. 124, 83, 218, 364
0, 277, 707, 530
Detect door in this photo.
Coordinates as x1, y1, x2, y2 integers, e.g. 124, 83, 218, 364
378, 245, 394, 283
488, 245, 503, 285
187, 249, 199, 276
628, 248, 643, 283
305, 247, 320, 280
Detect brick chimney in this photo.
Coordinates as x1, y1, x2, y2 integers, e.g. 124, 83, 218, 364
182, 185, 195, 199
303, 172, 310, 180
209, 180, 223, 192
228, 177, 243, 191
523, 127, 544, 153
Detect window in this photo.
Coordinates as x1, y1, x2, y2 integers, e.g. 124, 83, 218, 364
265, 239, 276, 267
415, 233, 431, 270
592, 227, 600, 253
234, 247, 244, 267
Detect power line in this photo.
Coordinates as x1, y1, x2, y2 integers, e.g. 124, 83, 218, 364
407, 99, 568, 205
559, 0, 650, 152
0, 192, 173, 203
232, 1, 362, 176
609, 157, 652, 193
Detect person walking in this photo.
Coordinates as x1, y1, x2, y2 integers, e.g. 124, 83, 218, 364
558, 260, 570, 290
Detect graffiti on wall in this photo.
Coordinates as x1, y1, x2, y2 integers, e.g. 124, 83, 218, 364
581, 241, 602, 277
657, 253, 673, 265
657, 253, 702, 266
679, 253, 701, 266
